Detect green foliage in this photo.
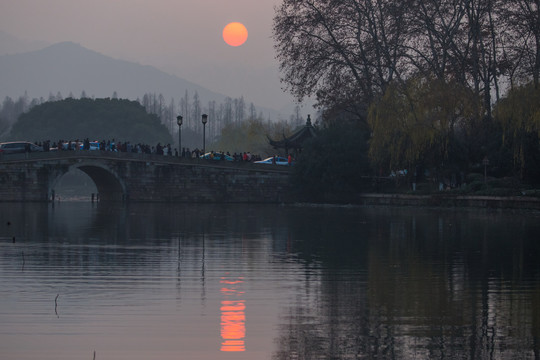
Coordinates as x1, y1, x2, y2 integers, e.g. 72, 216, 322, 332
210, 118, 291, 156
368, 77, 480, 173
8, 98, 173, 144
494, 83, 540, 181
292, 123, 371, 199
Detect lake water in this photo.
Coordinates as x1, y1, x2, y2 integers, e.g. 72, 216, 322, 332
1, 202, 540, 360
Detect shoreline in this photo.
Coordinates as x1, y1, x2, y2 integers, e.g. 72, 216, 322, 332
2, 191, 540, 210
352, 193, 540, 210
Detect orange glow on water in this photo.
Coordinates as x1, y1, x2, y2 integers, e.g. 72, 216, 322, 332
221, 340, 246, 352
220, 276, 246, 352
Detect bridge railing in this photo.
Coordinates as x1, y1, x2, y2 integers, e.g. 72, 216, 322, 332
0, 150, 292, 173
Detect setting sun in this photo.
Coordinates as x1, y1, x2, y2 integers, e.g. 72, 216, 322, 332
223, 22, 248, 47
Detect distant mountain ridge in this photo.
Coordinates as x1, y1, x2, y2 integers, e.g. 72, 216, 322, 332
0, 41, 280, 117
0, 30, 49, 56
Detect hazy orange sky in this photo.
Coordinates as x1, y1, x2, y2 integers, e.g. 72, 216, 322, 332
0, 0, 303, 111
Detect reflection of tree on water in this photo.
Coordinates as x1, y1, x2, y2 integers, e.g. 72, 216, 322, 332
2, 203, 291, 281
0, 203, 50, 243
273, 208, 540, 359
3, 203, 540, 358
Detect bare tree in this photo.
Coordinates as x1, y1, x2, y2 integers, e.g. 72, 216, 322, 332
191, 91, 201, 132
248, 103, 257, 120
273, 0, 412, 121
180, 90, 191, 130
207, 100, 217, 141
405, 0, 468, 81
167, 97, 176, 134
409, 0, 501, 117
501, 0, 540, 88
234, 96, 245, 123
223, 97, 233, 126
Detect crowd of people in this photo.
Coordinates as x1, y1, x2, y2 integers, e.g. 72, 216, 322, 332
34, 138, 267, 163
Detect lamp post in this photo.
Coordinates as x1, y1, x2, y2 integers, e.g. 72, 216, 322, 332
176, 115, 183, 156
201, 114, 208, 155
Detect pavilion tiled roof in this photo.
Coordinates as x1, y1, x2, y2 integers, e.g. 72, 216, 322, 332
268, 115, 317, 152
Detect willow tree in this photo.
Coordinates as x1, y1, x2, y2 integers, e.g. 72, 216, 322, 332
494, 83, 540, 180
368, 77, 480, 174
210, 118, 284, 156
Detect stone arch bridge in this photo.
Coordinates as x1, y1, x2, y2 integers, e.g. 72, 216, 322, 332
0, 151, 293, 203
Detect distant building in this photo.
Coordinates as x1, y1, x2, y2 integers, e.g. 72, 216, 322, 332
268, 115, 317, 155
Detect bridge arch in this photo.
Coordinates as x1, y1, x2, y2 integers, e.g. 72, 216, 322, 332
50, 161, 127, 201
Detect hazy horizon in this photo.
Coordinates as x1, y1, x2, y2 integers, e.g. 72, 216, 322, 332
0, 0, 309, 112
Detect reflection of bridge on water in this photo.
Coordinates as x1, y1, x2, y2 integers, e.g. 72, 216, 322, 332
0, 151, 293, 203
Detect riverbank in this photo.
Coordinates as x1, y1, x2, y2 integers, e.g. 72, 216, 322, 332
353, 193, 540, 210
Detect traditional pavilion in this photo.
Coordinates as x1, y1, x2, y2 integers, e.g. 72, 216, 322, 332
268, 114, 317, 155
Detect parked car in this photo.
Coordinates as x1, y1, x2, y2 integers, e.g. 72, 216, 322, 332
254, 156, 290, 165
200, 152, 234, 161
52, 141, 100, 151
0, 141, 43, 154
78, 141, 101, 150
56, 141, 79, 150
89, 141, 101, 150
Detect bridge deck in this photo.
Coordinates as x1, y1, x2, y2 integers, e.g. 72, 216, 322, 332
0, 151, 292, 174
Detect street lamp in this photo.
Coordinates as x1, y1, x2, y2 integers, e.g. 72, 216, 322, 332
176, 115, 183, 156
201, 114, 208, 155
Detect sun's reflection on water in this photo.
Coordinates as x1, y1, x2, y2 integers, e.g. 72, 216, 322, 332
220, 276, 246, 352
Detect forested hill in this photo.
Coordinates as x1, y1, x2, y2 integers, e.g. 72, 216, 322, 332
8, 97, 173, 145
